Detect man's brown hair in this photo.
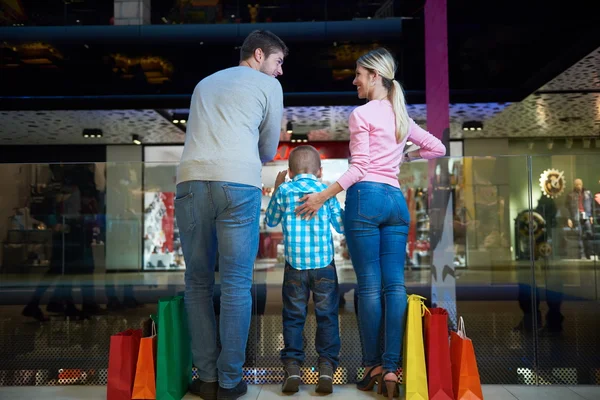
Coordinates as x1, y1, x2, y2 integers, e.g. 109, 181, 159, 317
240, 30, 289, 61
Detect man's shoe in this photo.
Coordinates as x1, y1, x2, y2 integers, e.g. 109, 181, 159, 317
217, 380, 247, 400
189, 379, 219, 400
315, 361, 334, 394
281, 361, 302, 393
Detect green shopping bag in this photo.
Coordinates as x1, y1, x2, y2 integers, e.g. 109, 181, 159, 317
156, 296, 192, 400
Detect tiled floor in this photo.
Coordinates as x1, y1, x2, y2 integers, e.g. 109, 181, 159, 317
1, 385, 599, 400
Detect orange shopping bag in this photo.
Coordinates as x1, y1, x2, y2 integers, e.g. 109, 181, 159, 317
132, 318, 157, 400
450, 317, 483, 400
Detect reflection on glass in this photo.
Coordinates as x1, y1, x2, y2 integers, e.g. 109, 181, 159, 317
0, 154, 598, 387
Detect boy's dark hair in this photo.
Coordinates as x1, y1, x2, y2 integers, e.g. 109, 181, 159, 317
289, 145, 321, 175
240, 30, 289, 61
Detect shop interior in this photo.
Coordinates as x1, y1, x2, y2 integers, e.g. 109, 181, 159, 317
2, 142, 599, 276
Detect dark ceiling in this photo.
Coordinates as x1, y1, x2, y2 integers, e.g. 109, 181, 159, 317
0, 0, 598, 109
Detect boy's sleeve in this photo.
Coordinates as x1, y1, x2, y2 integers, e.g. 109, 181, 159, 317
265, 187, 284, 227
327, 196, 344, 234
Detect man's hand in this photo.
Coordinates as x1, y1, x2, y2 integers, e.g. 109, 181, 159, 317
274, 170, 287, 189
568, 218, 573, 229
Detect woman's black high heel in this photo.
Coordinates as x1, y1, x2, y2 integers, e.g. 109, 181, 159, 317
356, 365, 382, 391
378, 371, 399, 399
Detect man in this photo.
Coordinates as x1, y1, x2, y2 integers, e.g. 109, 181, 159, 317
175, 30, 288, 400
566, 178, 594, 260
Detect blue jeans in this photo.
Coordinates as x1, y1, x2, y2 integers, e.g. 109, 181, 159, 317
174, 180, 261, 389
344, 182, 409, 372
281, 261, 340, 369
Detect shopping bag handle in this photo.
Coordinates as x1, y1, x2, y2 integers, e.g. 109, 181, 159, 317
407, 294, 430, 316
458, 316, 467, 338
151, 320, 157, 337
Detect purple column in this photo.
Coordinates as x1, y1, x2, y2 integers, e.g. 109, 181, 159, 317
425, 0, 450, 143
425, 0, 456, 327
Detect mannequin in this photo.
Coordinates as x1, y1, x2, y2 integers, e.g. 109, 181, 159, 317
566, 178, 593, 259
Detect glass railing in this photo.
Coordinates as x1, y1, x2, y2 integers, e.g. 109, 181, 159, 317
0, 155, 598, 387
1, 0, 399, 27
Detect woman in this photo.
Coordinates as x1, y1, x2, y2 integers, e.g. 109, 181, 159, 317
295, 48, 445, 398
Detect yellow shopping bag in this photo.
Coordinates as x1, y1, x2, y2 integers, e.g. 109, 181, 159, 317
402, 294, 430, 400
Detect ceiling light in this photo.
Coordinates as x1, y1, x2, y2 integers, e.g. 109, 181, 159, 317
290, 133, 308, 143
462, 121, 484, 131
132, 134, 142, 145
82, 128, 102, 138
171, 112, 189, 125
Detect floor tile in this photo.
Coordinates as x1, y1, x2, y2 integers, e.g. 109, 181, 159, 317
0, 385, 106, 400
0, 385, 263, 400
567, 386, 600, 400
1, 384, 598, 400
191, 383, 261, 400
481, 385, 518, 400
504, 385, 586, 400
257, 384, 381, 399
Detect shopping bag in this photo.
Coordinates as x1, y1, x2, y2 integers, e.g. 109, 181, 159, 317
402, 294, 429, 400
450, 317, 483, 400
156, 296, 192, 400
424, 308, 453, 400
106, 328, 142, 400
132, 318, 157, 400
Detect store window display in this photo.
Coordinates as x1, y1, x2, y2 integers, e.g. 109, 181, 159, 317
142, 144, 351, 271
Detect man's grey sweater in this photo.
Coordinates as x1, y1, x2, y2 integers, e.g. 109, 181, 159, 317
176, 66, 283, 188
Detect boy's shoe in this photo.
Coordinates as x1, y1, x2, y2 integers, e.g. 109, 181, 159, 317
189, 379, 219, 400
315, 361, 334, 394
217, 380, 247, 400
281, 361, 302, 393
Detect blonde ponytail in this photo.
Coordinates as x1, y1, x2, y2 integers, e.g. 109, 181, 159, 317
357, 48, 410, 143
389, 79, 409, 143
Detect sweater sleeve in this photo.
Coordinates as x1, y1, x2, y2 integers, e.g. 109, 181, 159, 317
258, 80, 284, 163
407, 118, 446, 158
337, 108, 371, 190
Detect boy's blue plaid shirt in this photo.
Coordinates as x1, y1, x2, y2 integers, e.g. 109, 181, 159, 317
265, 174, 344, 270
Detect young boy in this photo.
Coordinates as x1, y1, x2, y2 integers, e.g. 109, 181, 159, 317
265, 145, 344, 395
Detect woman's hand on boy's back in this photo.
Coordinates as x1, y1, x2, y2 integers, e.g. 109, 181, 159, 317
295, 192, 326, 220
295, 181, 344, 220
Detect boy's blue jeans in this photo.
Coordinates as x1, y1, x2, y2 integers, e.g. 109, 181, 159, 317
280, 260, 340, 369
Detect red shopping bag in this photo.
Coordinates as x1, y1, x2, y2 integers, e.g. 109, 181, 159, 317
107, 328, 142, 400
450, 317, 483, 400
424, 308, 453, 400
